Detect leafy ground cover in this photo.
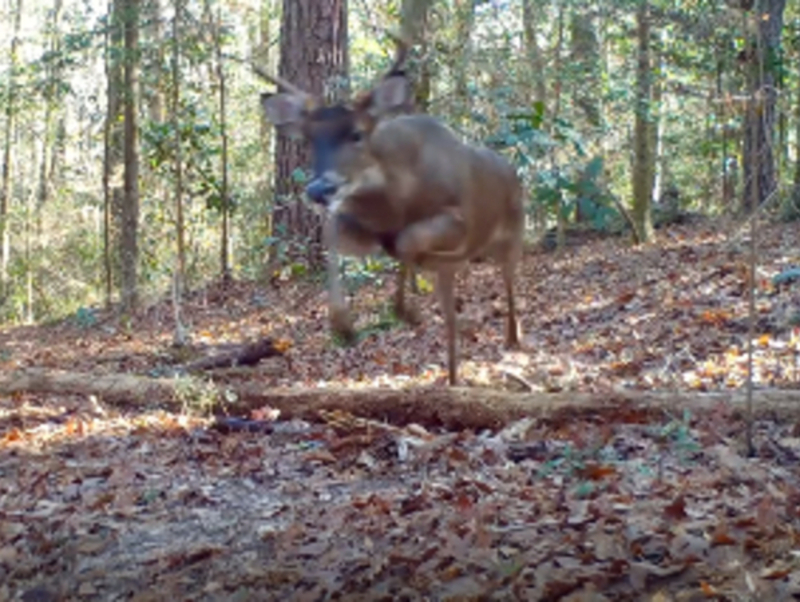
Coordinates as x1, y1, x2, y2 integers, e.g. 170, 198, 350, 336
1, 221, 799, 600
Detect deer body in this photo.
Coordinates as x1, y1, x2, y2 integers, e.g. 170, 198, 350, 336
258, 37, 523, 385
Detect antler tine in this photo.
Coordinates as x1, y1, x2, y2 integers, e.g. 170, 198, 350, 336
250, 61, 309, 97
384, 30, 410, 78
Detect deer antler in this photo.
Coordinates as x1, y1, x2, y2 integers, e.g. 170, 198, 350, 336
383, 30, 410, 78
250, 61, 309, 98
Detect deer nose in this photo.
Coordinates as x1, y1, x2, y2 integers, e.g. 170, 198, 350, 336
305, 177, 339, 206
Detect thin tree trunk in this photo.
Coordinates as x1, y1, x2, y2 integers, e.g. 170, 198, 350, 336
24, 140, 35, 323
38, 0, 63, 222
170, 0, 187, 346
523, 0, 547, 234
405, 0, 432, 113
0, 0, 23, 292
551, 5, 566, 251
792, 73, 800, 217
258, 0, 274, 276
650, 30, 664, 207
631, 0, 655, 244
212, 2, 231, 282
144, 0, 164, 123
717, 55, 735, 211
522, 0, 547, 115
103, 0, 124, 308
120, 0, 141, 312
451, 0, 474, 128
172, 0, 185, 293
742, 0, 786, 212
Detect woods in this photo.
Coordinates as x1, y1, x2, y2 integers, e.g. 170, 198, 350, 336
2, 0, 800, 600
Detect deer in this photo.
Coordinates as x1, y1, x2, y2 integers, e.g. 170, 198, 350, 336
257, 35, 524, 386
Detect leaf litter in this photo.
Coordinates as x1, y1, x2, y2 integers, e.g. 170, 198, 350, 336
1, 222, 800, 600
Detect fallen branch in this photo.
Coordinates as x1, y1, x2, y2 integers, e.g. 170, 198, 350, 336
180, 338, 286, 372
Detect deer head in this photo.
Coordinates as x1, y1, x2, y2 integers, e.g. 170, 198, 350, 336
258, 36, 412, 207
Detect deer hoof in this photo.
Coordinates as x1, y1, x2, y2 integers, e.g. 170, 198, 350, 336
330, 308, 357, 344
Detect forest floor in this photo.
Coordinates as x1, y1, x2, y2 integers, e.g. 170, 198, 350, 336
1, 220, 800, 601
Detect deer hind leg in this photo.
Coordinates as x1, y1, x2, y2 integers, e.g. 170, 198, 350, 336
494, 229, 523, 349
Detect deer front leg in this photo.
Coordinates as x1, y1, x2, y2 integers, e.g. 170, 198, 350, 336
502, 259, 520, 349
393, 263, 421, 325
323, 217, 356, 344
436, 267, 459, 386
393, 210, 467, 266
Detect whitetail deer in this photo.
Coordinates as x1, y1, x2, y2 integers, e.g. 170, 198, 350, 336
257, 36, 524, 385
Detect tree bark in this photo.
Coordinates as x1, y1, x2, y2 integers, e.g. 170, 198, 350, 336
143, 0, 164, 123
38, 0, 64, 220
212, 2, 231, 282
523, 0, 547, 233
569, 11, 601, 129
257, 0, 275, 279
0, 0, 23, 292
631, 0, 655, 244
792, 69, 800, 218
522, 0, 547, 116
569, 9, 602, 223
741, 0, 786, 212
120, 0, 141, 312
451, 0, 475, 128
273, 0, 348, 268
103, 0, 125, 308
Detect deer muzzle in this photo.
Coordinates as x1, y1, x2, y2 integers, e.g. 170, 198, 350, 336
305, 176, 339, 206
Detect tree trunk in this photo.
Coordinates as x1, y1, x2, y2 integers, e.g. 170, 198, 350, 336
569, 11, 601, 129
30, 0, 64, 320
631, 0, 655, 244
0, 0, 23, 293
451, 0, 474, 128
741, 0, 786, 213
569, 9, 602, 223
170, 0, 187, 344
522, 0, 547, 115
273, 0, 348, 268
257, 0, 275, 278
790, 66, 800, 218
211, 2, 231, 282
522, 0, 547, 234
404, 0, 432, 113
650, 31, 664, 207
38, 0, 64, 220
120, 0, 141, 312
143, 0, 164, 123
103, 0, 124, 308
551, 6, 566, 251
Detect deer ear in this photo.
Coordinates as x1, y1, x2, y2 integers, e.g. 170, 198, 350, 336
260, 92, 308, 136
369, 75, 411, 115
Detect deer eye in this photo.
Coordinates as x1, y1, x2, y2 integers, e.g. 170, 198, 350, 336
350, 130, 363, 143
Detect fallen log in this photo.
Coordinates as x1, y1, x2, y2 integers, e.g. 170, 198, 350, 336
1, 368, 799, 431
